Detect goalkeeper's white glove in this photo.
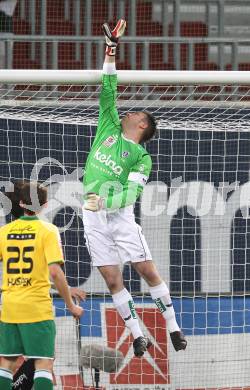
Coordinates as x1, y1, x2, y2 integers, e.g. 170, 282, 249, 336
84, 193, 104, 212
102, 19, 126, 56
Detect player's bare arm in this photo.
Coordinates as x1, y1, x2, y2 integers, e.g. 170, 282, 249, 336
49, 264, 83, 319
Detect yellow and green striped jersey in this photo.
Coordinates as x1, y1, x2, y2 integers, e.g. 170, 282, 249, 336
0, 216, 64, 323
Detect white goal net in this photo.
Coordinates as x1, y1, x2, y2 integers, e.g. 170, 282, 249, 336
0, 70, 250, 389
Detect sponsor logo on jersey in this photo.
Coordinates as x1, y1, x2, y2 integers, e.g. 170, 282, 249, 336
103, 135, 118, 148
122, 151, 129, 158
10, 225, 35, 233
7, 233, 35, 240
94, 149, 123, 176
105, 307, 169, 385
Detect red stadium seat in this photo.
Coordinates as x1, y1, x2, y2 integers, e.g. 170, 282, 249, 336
13, 42, 41, 69
149, 43, 164, 69
58, 43, 77, 62
194, 62, 219, 70
225, 63, 250, 71
116, 61, 131, 70
13, 58, 40, 69
57, 60, 82, 70
56, 43, 85, 69
168, 22, 208, 69
136, 1, 153, 21
150, 62, 175, 70
239, 63, 250, 70
13, 17, 31, 34
92, 0, 109, 21
13, 0, 31, 34
91, 21, 105, 36
135, 43, 173, 70
116, 43, 131, 70
46, 20, 75, 35
46, 0, 65, 19
14, 42, 31, 58
136, 21, 163, 36
169, 21, 208, 37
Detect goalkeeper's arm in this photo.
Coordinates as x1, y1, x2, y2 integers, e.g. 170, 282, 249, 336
97, 19, 126, 131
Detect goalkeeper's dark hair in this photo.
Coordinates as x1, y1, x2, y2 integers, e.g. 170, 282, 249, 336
141, 111, 157, 143
20, 181, 48, 215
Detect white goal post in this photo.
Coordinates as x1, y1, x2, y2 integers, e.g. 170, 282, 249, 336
0, 70, 250, 390
1, 69, 250, 84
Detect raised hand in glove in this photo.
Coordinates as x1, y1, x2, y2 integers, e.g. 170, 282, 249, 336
84, 193, 104, 212
102, 19, 126, 56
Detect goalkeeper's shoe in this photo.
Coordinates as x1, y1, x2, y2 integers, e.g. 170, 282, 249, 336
170, 330, 187, 351
102, 19, 126, 56
133, 336, 152, 357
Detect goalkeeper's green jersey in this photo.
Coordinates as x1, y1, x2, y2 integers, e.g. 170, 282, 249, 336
83, 74, 152, 209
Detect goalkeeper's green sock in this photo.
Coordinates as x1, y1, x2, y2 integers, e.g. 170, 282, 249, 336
34, 370, 53, 390
149, 281, 180, 333
112, 288, 144, 339
0, 368, 13, 390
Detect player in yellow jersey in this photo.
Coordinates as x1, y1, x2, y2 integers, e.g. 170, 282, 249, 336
3, 180, 86, 302
0, 181, 83, 390
0, 180, 86, 390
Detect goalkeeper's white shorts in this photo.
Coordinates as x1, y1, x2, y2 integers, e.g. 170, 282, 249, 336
82, 205, 152, 266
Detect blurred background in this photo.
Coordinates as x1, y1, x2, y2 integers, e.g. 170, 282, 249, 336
1, 0, 250, 71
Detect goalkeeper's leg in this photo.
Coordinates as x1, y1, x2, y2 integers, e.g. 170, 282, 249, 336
98, 265, 151, 357
133, 260, 187, 351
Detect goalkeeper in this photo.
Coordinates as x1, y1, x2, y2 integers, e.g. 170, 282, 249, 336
83, 20, 187, 357
0, 181, 83, 390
